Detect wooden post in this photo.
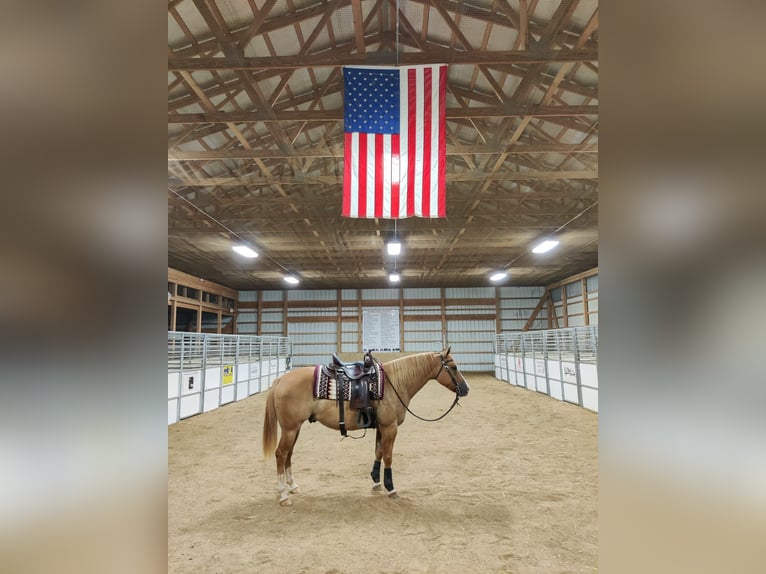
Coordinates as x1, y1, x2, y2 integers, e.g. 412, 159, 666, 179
440, 287, 448, 347
257, 290, 263, 335
357, 289, 362, 351
337, 290, 342, 352
495, 287, 502, 334
582, 278, 590, 325
399, 287, 405, 352
282, 293, 288, 337
562, 285, 569, 328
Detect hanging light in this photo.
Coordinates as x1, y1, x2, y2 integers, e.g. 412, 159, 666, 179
386, 219, 402, 255
490, 271, 508, 282
386, 240, 402, 255
532, 239, 559, 254
284, 275, 299, 285
389, 272, 400, 283
232, 244, 258, 258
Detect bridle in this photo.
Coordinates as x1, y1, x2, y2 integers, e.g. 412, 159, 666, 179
384, 353, 467, 423
435, 353, 469, 396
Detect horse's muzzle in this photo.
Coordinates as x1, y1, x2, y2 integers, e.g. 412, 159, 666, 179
457, 380, 469, 397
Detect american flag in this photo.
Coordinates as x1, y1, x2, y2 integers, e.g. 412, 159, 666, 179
342, 64, 448, 219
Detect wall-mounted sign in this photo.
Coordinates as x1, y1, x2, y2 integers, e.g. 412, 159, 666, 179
362, 308, 400, 352
222, 365, 234, 385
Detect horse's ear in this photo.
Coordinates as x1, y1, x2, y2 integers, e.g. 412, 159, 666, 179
442, 346, 451, 356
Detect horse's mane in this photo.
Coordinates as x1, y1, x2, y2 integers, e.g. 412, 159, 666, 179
382, 353, 435, 385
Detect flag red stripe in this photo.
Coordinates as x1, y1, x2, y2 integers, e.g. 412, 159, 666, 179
343, 133, 352, 216
358, 134, 367, 217
374, 133, 384, 217
391, 135, 400, 217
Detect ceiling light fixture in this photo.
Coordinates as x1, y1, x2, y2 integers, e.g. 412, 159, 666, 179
284, 275, 299, 285
386, 240, 402, 256
232, 244, 258, 258
532, 239, 559, 254
490, 271, 508, 282
389, 272, 400, 283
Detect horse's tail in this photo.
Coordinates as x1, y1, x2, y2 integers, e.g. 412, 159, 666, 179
262, 378, 279, 461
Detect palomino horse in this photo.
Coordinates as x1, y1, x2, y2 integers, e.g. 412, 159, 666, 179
262, 348, 469, 505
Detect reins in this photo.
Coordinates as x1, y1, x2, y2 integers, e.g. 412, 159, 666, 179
381, 356, 463, 423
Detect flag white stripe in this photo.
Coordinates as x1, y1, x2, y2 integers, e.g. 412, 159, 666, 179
350, 133, 359, 218
365, 134, 376, 218
413, 67, 424, 217
430, 68, 440, 216
382, 134, 392, 218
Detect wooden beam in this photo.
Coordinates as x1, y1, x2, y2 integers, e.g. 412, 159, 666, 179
522, 288, 548, 331
167, 48, 597, 70
168, 142, 598, 160
545, 267, 598, 290
169, 169, 597, 186
168, 104, 597, 124
168, 267, 238, 299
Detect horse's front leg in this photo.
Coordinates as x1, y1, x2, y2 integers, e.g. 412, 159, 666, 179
371, 428, 383, 490
376, 423, 399, 498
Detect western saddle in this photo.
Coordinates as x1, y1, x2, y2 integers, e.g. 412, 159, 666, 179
327, 351, 378, 436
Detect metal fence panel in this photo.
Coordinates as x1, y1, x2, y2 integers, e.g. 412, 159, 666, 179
494, 326, 598, 412
167, 332, 292, 425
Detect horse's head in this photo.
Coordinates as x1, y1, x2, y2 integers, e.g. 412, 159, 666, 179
434, 347, 470, 397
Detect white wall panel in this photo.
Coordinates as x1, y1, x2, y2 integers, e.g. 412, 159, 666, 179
562, 383, 579, 404
288, 289, 336, 300
446, 287, 494, 298
179, 394, 202, 419
261, 291, 284, 301
249, 361, 261, 395
580, 363, 598, 389
168, 372, 180, 399
238, 291, 258, 302
168, 400, 178, 425
581, 387, 598, 412
220, 385, 235, 404
205, 367, 221, 389
203, 389, 219, 412
404, 288, 440, 298
362, 289, 399, 300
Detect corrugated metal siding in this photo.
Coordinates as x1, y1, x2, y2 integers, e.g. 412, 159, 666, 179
403, 288, 440, 299
288, 289, 337, 301
238, 290, 258, 302
361, 288, 399, 300
445, 287, 495, 298
235, 285, 596, 372
261, 291, 284, 302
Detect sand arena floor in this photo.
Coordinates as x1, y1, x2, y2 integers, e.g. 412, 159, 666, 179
168, 374, 598, 573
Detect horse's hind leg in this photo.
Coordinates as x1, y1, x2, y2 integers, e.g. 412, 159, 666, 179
275, 426, 300, 506
284, 427, 301, 494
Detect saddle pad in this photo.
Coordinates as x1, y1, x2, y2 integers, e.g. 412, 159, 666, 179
313, 363, 385, 401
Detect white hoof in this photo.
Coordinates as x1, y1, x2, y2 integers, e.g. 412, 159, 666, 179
372, 482, 382, 491
279, 497, 293, 506
388, 490, 399, 499
289, 485, 301, 494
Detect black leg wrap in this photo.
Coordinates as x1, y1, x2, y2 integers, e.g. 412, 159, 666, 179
383, 467, 394, 492
371, 460, 381, 483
